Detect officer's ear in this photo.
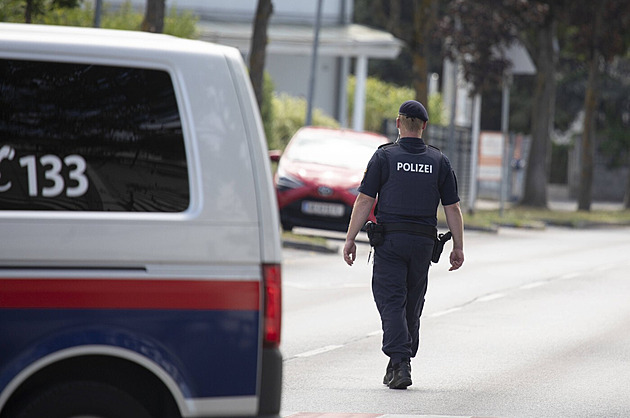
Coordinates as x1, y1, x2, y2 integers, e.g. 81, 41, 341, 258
422, 120, 428, 130
396, 117, 401, 129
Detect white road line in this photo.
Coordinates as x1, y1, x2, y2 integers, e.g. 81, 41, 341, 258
294, 345, 344, 358
284, 282, 368, 290
476, 293, 505, 302
429, 307, 462, 318
520, 281, 547, 290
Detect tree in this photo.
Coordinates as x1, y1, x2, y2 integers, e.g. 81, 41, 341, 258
563, 0, 630, 211
7, 0, 80, 23
355, 0, 439, 106
142, 0, 164, 33
598, 70, 630, 209
249, 0, 273, 111
440, 0, 557, 208
518, 2, 561, 208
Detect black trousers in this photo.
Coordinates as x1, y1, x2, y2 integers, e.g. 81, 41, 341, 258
372, 232, 434, 363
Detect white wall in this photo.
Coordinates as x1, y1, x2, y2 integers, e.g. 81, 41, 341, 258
266, 54, 339, 119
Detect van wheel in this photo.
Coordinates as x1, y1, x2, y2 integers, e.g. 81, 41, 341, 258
13, 381, 153, 418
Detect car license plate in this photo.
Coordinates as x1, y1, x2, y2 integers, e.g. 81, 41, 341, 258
301, 201, 345, 217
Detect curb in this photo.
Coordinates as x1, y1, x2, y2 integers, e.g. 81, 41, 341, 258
282, 239, 339, 254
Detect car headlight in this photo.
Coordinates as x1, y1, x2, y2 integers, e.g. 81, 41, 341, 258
347, 187, 359, 196
276, 168, 304, 191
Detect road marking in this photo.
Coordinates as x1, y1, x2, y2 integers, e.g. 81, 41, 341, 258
284, 282, 368, 290
367, 330, 382, 337
519, 281, 547, 290
476, 293, 505, 302
295, 345, 344, 358
429, 307, 462, 318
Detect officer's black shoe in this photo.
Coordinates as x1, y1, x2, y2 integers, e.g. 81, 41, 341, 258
388, 359, 412, 389
383, 359, 393, 385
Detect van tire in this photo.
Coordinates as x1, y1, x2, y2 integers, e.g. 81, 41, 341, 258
13, 380, 153, 418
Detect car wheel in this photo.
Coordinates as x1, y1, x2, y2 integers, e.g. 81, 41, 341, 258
281, 222, 293, 232
13, 380, 153, 418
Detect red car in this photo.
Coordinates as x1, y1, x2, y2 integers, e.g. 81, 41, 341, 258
272, 126, 391, 232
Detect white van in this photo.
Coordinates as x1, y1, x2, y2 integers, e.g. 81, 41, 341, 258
0, 23, 282, 418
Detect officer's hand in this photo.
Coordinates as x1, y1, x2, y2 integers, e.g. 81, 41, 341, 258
343, 240, 357, 266
449, 248, 464, 271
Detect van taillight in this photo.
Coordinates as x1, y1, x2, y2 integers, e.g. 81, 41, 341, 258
263, 263, 282, 348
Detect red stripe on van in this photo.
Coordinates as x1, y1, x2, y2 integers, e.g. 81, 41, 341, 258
0, 279, 259, 310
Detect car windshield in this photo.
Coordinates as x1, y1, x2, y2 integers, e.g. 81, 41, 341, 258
286, 134, 385, 170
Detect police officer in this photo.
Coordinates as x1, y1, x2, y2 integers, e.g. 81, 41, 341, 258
343, 100, 464, 389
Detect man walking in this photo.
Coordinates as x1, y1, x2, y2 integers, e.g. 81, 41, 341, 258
343, 100, 464, 389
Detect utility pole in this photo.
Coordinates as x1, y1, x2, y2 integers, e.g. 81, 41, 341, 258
305, 0, 323, 126
93, 0, 102, 28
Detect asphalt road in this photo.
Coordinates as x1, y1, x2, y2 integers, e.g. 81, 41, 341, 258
279, 226, 630, 418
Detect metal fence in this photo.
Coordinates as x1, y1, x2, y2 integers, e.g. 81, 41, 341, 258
426, 125, 472, 210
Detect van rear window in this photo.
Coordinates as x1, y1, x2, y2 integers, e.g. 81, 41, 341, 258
0, 59, 189, 212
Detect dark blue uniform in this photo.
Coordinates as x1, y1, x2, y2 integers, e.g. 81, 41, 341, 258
358, 137, 459, 364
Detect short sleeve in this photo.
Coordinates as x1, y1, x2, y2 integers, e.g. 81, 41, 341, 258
439, 155, 460, 206
357, 150, 384, 198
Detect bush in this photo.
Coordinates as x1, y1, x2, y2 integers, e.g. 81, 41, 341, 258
267, 93, 339, 151
428, 92, 446, 126
1, 0, 199, 39
346, 75, 446, 132
260, 72, 275, 147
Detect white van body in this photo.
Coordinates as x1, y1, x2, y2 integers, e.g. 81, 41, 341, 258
0, 23, 282, 418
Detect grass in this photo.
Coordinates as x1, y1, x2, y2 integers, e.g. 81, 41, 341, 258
457, 206, 630, 230
281, 230, 330, 245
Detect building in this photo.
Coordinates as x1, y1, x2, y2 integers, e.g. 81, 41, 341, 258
107, 0, 402, 129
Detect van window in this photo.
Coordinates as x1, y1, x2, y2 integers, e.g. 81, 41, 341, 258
0, 59, 189, 212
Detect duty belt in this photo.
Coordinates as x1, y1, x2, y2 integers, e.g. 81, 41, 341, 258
381, 222, 437, 240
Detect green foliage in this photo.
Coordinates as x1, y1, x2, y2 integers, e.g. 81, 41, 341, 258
37, 2, 94, 26
0, 0, 199, 39
163, 4, 198, 39
98, 1, 143, 30
260, 71, 275, 147
347, 75, 412, 133
463, 207, 630, 230
346, 75, 446, 132
267, 93, 339, 151
0, 0, 24, 21
428, 92, 446, 126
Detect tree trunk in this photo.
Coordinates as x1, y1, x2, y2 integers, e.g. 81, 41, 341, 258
520, 18, 557, 208
141, 0, 165, 33
25, 0, 33, 23
577, 3, 605, 212
410, 0, 432, 106
577, 52, 600, 211
249, 0, 273, 111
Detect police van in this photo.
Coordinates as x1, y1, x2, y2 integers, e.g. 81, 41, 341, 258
0, 23, 282, 418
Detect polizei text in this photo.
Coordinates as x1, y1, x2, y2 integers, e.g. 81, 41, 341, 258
396, 162, 433, 174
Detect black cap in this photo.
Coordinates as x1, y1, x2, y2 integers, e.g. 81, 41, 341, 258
398, 100, 428, 122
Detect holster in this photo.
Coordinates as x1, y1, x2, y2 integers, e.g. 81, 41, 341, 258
431, 231, 452, 263
365, 221, 385, 247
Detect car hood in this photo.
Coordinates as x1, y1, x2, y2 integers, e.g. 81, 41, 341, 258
280, 159, 364, 188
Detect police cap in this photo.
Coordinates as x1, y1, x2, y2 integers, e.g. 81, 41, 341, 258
398, 100, 429, 122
